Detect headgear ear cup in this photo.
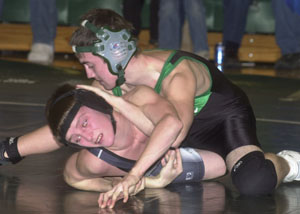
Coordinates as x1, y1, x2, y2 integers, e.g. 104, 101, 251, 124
73, 20, 137, 86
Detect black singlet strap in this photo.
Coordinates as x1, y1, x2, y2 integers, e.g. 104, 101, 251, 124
87, 147, 136, 172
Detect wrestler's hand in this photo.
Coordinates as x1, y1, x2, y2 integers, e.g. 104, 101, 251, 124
76, 84, 120, 111
146, 149, 183, 188
76, 84, 110, 99
160, 149, 183, 185
98, 173, 142, 209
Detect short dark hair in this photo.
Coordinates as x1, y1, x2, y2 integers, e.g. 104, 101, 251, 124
70, 8, 136, 48
45, 84, 77, 142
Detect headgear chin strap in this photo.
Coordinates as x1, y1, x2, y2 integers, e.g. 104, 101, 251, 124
72, 20, 137, 86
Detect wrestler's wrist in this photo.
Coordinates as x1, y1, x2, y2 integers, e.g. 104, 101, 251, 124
145, 176, 157, 188
129, 168, 144, 179
112, 96, 125, 113
145, 175, 167, 188
156, 174, 171, 187
134, 177, 146, 194
1, 136, 24, 165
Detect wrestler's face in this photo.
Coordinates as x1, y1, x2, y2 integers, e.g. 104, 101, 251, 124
66, 106, 115, 148
78, 53, 117, 90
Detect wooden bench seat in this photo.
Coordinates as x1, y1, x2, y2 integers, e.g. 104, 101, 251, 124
0, 23, 281, 64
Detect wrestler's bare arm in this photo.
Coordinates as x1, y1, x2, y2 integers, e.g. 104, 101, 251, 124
77, 84, 155, 136
63, 150, 124, 192
18, 125, 62, 157
97, 149, 183, 208
161, 66, 197, 148
125, 86, 183, 178
64, 149, 182, 193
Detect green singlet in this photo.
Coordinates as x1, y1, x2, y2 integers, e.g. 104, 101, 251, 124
113, 50, 212, 115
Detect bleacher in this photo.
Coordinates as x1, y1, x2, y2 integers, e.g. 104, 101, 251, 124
0, 0, 280, 63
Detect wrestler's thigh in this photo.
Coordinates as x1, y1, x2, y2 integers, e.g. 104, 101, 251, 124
194, 149, 226, 180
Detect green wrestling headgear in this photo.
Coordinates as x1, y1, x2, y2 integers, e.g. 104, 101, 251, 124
72, 20, 137, 87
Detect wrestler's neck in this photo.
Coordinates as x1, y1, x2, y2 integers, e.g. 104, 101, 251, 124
123, 54, 160, 88
110, 111, 141, 151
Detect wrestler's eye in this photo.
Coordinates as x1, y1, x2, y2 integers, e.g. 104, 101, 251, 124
82, 119, 88, 128
87, 63, 94, 69
75, 135, 81, 144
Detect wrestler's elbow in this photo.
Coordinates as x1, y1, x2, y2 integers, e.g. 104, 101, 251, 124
63, 168, 79, 189
63, 164, 88, 191
171, 118, 193, 148
166, 115, 183, 140
63, 170, 108, 192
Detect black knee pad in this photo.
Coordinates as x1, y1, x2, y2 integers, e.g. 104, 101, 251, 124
231, 151, 277, 195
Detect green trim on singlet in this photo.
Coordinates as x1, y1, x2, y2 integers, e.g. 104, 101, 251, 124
154, 51, 212, 115
112, 86, 122, 96
112, 50, 213, 115
193, 90, 211, 115
154, 51, 177, 93
111, 49, 166, 96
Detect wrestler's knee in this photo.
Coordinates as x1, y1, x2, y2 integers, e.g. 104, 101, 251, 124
231, 151, 277, 195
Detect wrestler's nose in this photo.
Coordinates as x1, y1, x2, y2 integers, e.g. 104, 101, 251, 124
85, 69, 96, 79
81, 131, 93, 142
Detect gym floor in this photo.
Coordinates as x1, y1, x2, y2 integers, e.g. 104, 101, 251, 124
1, 59, 300, 214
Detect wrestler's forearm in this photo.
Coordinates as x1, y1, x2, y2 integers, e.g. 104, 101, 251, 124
130, 115, 182, 178
66, 176, 122, 192
78, 84, 154, 135
18, 125, 62, 157
170, 106, 194, 148
113, 97, 154, 136
127, 176, 166, 194
145, 176, 168, 188
170, 124, 192, 148
145, 149, 182, 189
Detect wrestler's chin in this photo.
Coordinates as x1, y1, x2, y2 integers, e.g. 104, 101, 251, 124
97, 137, 115, 148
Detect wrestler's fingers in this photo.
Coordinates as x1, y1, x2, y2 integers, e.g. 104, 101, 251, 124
99, 188, 116, 208
161, 154, 168, 166
98, 193, 104, 207
76, 84, 97, 91
168, 150, 177, 167
101, 194, 111, 208
168, 150, 175, 161
122, 183, 130, 203
162, 149, 175, 167
161, 157, 166, 166
163, 150, 172, 164
77, 84, 107, 95
99, 192, 110, 208
106, 199, 113, 209
176, 149, 183, 171
133, 178, 143, 195
109, 186, 125, 208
